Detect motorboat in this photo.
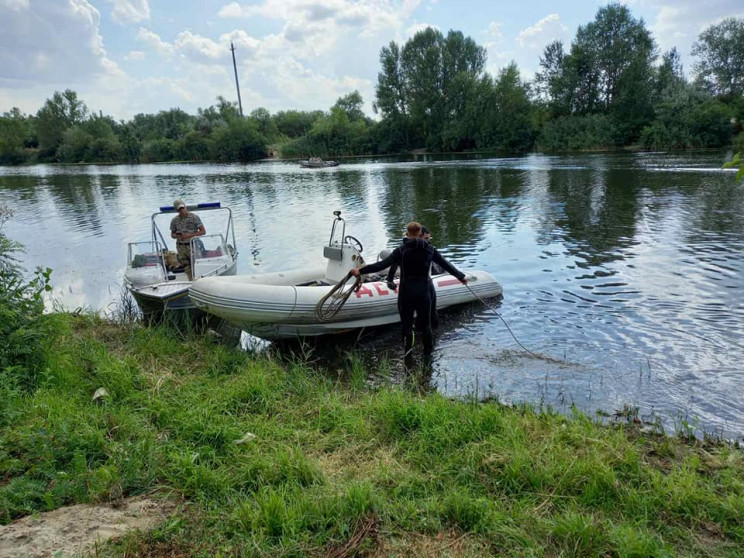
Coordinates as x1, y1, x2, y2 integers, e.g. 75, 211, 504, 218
189, 212, 502, 340
124, 202, 238, 316
300, 157, 339, 168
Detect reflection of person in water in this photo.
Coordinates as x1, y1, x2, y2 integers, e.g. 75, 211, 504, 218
350, 221, 466, 362
386, 225, 442, 330
169, 199, 206, 280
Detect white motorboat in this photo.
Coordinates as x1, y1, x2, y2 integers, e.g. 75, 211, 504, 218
124, 202, 238, 316
189, 212, 502, 340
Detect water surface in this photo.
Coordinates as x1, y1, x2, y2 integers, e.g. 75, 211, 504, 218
1, 152, 742, 438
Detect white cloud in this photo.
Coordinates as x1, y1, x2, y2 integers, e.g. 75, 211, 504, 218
0, 0, 120, 88
136, 27, 174, 57
515, 14, 569, 49
624, 0, 744, 75
106, 0, 150, 24
124, 50, 145, 60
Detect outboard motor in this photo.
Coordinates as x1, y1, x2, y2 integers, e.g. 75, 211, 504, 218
323, 211, 365, 283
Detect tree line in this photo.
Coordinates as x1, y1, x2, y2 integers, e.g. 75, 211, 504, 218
1, 3, 743, 166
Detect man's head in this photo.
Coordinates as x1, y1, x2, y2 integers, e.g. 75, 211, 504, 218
406, 221, 422, 238
174, 199, 187, 215
420, 226, 431, 242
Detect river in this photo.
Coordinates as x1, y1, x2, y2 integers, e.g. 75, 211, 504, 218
1, 152, 742, 439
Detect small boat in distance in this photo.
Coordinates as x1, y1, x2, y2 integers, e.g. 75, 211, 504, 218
189, 212, 502, 340
124, 202, 238, 318
300, 157, 339, 168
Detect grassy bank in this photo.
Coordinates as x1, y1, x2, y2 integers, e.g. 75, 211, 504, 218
1, 314, 742, 557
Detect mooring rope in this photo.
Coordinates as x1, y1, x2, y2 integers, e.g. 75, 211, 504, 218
314, 272, 362, 322
464, 282, 566, 364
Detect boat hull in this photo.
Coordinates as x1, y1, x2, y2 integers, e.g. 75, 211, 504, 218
189, 269, 502, 340
128, 260, 238, 314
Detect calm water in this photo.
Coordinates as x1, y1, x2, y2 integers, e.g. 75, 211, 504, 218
1, 152, 743, 438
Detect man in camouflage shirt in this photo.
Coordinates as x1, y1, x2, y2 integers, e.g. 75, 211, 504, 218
170, 199, 206, 280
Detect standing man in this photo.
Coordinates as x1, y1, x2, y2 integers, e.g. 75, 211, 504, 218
350, 222, 467, 362
386, 225, 442, 329
170, 199, 206, 280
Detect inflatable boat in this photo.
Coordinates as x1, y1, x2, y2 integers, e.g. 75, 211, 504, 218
189, 212, 502, 340
124, 202, 238, 316
189, 211, 502, 340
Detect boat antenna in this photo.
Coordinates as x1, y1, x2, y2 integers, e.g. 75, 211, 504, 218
230, 41, 244, 117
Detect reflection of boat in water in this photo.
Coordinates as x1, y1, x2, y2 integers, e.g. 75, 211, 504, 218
300, 157, 339, 168
124, 202, 238, 317
189, 212, 502, 340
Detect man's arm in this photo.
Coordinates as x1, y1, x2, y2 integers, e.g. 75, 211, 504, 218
350, 250, 399, 277
432, 249, 467, 283
385, 261, 399, 289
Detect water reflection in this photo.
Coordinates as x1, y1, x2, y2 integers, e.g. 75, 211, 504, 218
1, 152, 743, 439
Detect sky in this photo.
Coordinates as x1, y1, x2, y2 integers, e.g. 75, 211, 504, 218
1, 0, 742, 121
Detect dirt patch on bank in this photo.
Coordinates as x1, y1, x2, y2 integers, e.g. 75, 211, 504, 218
0, 496, 177, 558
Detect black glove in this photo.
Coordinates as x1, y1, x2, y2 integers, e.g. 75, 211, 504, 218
386, 280, 397, 291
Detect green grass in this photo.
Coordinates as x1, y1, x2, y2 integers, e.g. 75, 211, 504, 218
1, 313, 743, 556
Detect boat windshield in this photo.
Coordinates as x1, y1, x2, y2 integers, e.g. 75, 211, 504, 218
128, 241, 165, 270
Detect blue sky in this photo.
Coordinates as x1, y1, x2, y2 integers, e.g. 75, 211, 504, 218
1, 0, 742, 120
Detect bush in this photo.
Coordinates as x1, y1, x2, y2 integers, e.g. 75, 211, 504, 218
538, 114, 615, 151
139, 138, 176, 163
641, 87, 734, 149
211, 119, 268, 162
0, 206, 52, 391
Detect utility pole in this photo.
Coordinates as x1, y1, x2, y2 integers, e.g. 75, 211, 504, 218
230, 41, 244, 117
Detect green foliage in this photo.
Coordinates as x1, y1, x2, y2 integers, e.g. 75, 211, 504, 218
210, 118, 268, 162
272, 109, 323, 138
0, 314, 742, 556
0, 108, 35, 165
35, 89, 88, 158
692, 18, 744, 99
536, 3, 657, 145
723, 152, 744, 184
139, 138, 177, 163
0, 207, 52, 391
641, 86, 734, 149
538, 113, 614, 151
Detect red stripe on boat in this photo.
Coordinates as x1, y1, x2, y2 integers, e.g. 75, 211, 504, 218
438, 278, 461, 287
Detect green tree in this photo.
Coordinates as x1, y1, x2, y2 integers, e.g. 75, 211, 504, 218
333, 91, 366, 122
272, 110, 323, 138
249, 107, 279, 142
0, 108, 34, 164
35, 90, 88, 158
379, 28, 485, 150
692, 17, 744, 100
210, 118, 267, 162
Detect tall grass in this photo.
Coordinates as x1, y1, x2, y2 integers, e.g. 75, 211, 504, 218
1, 313, 742, 556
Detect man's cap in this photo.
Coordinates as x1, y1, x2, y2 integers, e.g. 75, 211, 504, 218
421, 226, 430, 235
174, 199, 186, 210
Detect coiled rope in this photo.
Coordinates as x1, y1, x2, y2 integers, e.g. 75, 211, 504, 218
314, 272, 362, 322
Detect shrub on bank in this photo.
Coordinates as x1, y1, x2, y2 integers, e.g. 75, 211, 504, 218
0, 207, 52, 393
537, 114, 615, 151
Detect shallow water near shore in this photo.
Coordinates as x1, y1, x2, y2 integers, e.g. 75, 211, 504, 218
1, 151, 743, 438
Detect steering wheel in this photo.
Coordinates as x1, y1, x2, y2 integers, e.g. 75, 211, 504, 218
344, 235, 363, 253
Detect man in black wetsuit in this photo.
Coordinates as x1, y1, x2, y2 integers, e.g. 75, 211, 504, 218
385, 225, 442, 330
350, 221, 467, 360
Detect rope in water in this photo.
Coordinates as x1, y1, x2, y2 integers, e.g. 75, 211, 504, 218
464, 282, 565, 364
314, 272, 362, 322
315, 271, 563, 364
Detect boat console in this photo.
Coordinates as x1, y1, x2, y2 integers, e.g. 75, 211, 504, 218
323, 211, 365, 284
